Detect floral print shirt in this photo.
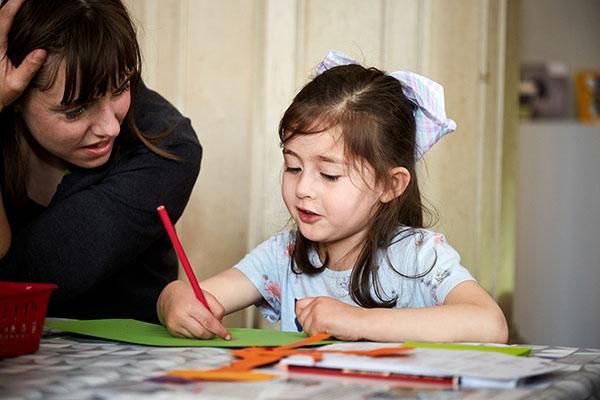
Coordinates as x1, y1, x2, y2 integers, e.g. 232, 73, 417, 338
233, 228, 475, 332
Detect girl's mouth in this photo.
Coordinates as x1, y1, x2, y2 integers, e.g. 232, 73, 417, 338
297, 207, 321, 223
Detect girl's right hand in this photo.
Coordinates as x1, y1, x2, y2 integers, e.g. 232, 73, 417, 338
0, 0, 47, 111
157, 280, 231, 340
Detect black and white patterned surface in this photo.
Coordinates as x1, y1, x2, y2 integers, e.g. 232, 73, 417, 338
1, 332, 599, 399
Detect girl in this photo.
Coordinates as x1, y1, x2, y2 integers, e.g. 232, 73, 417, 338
158, 51, 508, 343
0, 0, 201, 323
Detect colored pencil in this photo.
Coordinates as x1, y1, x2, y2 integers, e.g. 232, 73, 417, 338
156, 205, 211, 312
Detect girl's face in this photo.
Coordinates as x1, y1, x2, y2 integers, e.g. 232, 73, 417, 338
282, 127, 384, 262
20, 62, 131, 169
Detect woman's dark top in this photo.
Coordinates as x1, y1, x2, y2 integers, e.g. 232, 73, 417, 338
0, 83, 202, 323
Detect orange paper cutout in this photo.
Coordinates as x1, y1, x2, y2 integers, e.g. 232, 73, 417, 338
164, 332, 415, 382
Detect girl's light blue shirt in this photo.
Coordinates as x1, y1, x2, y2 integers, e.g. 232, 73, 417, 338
234, 228, 475, 332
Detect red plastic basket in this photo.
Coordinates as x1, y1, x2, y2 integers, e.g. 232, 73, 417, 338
0, 282, 57, 358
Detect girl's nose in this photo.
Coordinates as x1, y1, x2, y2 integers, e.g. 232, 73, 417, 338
90, 99, 121, 138
295, 171, 316, 199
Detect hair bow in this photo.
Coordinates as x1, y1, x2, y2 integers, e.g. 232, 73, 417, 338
316, 50, 456, 160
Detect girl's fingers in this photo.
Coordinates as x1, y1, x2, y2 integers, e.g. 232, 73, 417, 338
160, 281, 231, 340
295, 298, 315, 333
295, 297, 315, 313
176, 305, 225, 340
192, 313, 231, 340
175, 326, 195, 339
185, 317, 216, 339
166, 323, 193, 339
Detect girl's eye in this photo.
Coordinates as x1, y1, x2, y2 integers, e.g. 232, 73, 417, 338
64, 106, 87, 120
285, 166, 301, 174
321, 173, 340, 182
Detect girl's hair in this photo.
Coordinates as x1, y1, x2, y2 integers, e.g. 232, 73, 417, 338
0, 0, 172, 209
279, 64, 433, 308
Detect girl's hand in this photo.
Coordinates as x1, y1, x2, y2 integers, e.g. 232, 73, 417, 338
0, 0, 47, 111
157, 280, 231, 340
295, 296, 364, 341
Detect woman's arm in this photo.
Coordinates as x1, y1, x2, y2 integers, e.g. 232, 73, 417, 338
0, 194, 10, 258
0, 0, 47, 257
157, 268, 262, 338
296, 281, 508, 343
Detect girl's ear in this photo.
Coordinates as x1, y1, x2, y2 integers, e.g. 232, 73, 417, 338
380, 167, 411, 203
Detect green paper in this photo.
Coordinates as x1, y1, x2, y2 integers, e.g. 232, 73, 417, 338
45, 319, 335, 348
403, 341, 531, 357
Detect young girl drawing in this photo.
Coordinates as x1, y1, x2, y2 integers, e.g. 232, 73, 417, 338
158, 51, 508, 343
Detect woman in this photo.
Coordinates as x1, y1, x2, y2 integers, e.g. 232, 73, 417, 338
0, 0, 201, 323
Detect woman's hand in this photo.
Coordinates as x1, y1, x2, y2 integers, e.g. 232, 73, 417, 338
0, 0, 47, 111
295, 296, 365, 341
157, 280, 231, 340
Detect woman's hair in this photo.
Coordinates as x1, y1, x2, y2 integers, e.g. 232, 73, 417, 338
0, 0, 171, 208
279, 64, 434, 308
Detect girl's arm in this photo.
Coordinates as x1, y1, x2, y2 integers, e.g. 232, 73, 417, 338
157, 268, 262, 339
296, 281, 508, 343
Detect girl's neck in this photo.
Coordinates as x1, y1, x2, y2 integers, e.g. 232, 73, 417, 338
318, 238, 364, 272
26, 140, 67, 207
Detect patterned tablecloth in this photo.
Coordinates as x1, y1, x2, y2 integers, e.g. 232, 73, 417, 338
1, 332, 599, 400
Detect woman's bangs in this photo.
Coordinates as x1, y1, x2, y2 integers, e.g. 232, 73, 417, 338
60, 17, 140, 105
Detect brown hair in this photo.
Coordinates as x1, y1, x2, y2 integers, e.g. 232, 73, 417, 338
279, 64, 435, 308
0, 0, 172, 208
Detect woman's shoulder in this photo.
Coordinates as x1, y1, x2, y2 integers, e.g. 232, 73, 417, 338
118, 81, 200, 160
131, 82, 184, 131
130, 82, 198, 145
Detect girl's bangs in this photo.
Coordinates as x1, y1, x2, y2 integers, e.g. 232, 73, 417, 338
281, 106, 342, 142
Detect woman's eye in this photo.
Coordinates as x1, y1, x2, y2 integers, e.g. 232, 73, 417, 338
64, 106, 87, 120
321, 173, 340, 182
113, 81, 131, 97
285, 167, 301, 174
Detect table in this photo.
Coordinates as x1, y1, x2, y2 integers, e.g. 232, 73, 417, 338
1, 331, 599, 399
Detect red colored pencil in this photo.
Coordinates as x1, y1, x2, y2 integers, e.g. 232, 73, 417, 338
156, 205, 211, 312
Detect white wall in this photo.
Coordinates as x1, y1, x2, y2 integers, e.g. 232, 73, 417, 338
514, 0, 600, 347
515, 122, 600, 348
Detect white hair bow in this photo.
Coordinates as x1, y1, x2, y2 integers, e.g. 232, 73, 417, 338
316, 50, 456, 160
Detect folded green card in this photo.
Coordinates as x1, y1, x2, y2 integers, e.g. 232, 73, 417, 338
45, 319, 335, 348
403, 341, 531, 357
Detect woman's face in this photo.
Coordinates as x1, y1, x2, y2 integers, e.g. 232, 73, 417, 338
20, 62, 131, 169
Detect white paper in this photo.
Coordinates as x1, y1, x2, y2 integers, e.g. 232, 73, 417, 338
279, 342, 566, 388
